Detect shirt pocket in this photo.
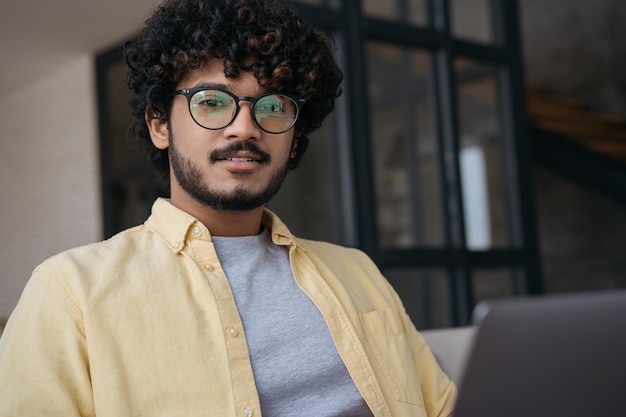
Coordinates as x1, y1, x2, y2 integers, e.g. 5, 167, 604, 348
360, 309, 424, 407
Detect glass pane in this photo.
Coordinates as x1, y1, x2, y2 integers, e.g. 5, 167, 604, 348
109, 178, 157, 235
455, 59, 512, 249
450, 0, 494, 43
362, 0, 429, 26
269, 111, 345, 244
367, 42, 444, 248
472, 268, 516, 305
385, 268, 452, 329
106, 60, 152, 175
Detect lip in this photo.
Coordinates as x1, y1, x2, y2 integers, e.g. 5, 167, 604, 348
224, 157, 257, 162
214, 152, 264, 172
217, 158, 261, 171
210, 144, 270, 173
217, 151, 263, 162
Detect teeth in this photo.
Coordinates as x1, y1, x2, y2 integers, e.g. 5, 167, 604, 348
226, 158, 255, 162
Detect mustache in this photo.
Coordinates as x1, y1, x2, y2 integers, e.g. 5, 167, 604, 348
209, 142, 271, 163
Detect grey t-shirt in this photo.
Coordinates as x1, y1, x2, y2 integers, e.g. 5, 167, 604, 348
212, 229, 373, 417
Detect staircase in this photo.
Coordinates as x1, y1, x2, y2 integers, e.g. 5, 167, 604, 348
526, 85, 626, 205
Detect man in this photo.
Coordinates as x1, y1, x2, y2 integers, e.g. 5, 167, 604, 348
0, 0, 456, 416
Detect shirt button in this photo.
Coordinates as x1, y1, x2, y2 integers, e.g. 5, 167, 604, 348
192, 226, 202, 237
204, 264, 214, 271
173, 241, 181, 249
243, 406, 253, 417
228, 327, 239, 337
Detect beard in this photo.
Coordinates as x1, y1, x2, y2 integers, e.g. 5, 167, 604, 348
168, 132, 290, 211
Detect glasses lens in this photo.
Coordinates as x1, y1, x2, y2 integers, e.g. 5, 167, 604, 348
189, 90, 236, 129
254, 95, 298, 133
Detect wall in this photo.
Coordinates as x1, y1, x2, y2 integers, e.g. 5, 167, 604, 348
520, 0, 626, 118
0, 56, 101, 319
534, 167, 626, 292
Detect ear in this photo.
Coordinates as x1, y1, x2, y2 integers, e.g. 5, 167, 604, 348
145, 108, 169, 150
290, 133, 301, 158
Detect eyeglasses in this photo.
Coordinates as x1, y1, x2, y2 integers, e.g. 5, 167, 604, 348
173, 87, 306, 134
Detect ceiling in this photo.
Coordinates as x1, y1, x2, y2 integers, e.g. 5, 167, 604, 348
0, 0, 161, 95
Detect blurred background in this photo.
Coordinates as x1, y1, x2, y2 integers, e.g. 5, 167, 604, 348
1, 0, 624, 329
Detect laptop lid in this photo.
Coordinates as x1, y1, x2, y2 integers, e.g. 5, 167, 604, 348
453, 290, 626, 417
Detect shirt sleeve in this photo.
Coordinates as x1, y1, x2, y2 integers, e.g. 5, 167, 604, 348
0, 265, 95, 416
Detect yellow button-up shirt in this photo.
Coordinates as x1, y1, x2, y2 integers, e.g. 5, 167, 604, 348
0, 199, 456, 417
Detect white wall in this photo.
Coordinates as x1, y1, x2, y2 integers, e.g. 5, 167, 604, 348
0, 55, 101, 319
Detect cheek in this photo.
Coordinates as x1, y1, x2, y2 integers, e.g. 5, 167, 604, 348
258, 133, 287, 160
169, 118, 217, 155
170, 101, 206, 138
277, 143, 295, 163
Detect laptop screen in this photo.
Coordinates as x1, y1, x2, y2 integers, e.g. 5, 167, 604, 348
453, 290, 626, 417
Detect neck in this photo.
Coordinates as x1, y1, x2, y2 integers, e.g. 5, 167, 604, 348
202, 208, 265, 237
169, 191, 265, 237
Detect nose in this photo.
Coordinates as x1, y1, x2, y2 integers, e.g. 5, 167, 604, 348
223, 100, 262, 140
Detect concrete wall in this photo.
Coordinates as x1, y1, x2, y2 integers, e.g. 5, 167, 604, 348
0, 56, 101, 319
534, 167, 626, 292
520, 0, 626, 118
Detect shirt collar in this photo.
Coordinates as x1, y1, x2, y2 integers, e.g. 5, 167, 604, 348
145, 198, 305, 254
262, 208, 306, 251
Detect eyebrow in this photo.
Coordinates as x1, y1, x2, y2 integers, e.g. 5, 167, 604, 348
190, 81, 231, 90
187, 81, 271, 96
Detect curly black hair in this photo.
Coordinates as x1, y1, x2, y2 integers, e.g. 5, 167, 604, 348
124, 0, 343, 188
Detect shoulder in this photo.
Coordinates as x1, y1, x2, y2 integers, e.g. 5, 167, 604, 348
32, 224, 161, 293
39, 224, 148, 269
295, 238, 393, 295
297, 238, 378, 270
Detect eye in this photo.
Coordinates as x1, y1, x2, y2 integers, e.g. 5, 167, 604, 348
255, 95, 298, 118
192, 90, 233, 112
201, 98, 225, 107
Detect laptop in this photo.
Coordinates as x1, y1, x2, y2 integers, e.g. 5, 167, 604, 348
453, 289, 626, 417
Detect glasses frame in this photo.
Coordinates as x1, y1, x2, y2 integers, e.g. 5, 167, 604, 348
173, 87, 306, 134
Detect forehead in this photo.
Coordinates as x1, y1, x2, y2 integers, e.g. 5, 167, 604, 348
178, 58, 266, 95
